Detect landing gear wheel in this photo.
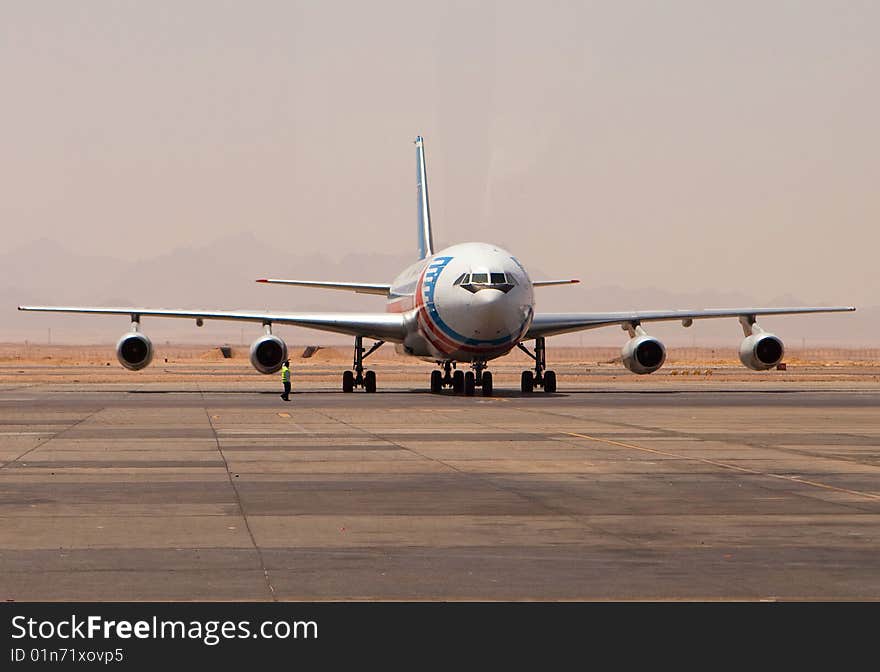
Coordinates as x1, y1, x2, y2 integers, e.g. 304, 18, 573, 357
342, 370, 354, 393
464, 371, 476, 396
521, 370, 534, 393
346, 335, 384, 395
452, 370, 464, 394
544, 370, 556, 393
481, 371, 493, 396
430, 370, 443, 393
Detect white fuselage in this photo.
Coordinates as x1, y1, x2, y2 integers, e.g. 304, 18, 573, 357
387, 242, 535, 362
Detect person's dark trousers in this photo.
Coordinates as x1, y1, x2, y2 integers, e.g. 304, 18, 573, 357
281, 381, 291, 400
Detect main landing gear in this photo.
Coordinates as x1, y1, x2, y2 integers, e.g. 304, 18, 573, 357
430, 361, 493, 396
517, 337, 557, 393
342, 336, 384, 393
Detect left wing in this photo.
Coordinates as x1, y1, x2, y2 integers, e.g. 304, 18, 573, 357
526, 306, 855, 339
17, 306, 407, 342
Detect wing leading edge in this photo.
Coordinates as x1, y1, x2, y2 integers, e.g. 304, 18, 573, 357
17, 306, 407, 342
526, 306, 856, 339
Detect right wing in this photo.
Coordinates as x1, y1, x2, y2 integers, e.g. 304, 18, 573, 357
17, 306, 406, 342
255, 279, 391, 295
526, 306, 855, 339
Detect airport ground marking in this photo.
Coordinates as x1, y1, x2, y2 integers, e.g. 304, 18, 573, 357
564, 432, 880, 502
0, 431, 54, 436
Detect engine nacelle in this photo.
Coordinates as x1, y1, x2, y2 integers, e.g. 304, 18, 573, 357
116, 332, 153, 371
739, 333, 784, 370
621, 335, 666, 374
249, 334, 288, 374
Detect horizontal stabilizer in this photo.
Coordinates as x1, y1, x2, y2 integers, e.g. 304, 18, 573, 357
533, 279, 580, 288
256, 279, 390, 295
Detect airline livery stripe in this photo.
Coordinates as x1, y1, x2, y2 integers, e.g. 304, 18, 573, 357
414, 256, 524, 353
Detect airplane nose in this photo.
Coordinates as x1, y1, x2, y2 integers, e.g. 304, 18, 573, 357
472, 288, 508, 317
471, 289, 515, 337
433, 283, 524, 349
473, 288, 505, 305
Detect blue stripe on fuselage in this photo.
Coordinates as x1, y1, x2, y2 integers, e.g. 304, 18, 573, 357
421, 256, 523, 348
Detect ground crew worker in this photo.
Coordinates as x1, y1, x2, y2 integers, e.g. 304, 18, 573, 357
280, 360, 291, 401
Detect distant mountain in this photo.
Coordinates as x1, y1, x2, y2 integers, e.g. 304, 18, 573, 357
3, 236, 874, 346
2, 235, 409, 343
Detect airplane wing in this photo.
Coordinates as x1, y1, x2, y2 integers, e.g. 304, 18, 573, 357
17, 306, 407, 342
255, 279, 391, 295
525, 306, 856, 339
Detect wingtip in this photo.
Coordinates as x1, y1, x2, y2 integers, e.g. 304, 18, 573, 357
571, 279, 581, 284
255, 279, 268, 283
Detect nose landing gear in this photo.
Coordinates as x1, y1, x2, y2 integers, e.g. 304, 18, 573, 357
342, 335, 384, 392
430, 360, 494, 396
517, 337, 556, 393
471, 361, 493, 396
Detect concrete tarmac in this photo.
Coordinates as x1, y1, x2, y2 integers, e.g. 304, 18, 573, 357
1, 379, 878, 600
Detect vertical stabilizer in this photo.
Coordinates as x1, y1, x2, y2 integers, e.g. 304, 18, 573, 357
415, 136, 434, 259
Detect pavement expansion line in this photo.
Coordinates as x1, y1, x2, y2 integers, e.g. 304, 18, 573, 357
0, 406, 102, 471
503, 403, 880, 512
201, 396, 278, 602
311, 406, 642, 548
564, 432, 880, 503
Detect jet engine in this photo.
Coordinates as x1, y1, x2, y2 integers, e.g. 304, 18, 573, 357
739, 332, 784, 370
116, 331, 153, 371
249, 334, 288, 374
621, 334, 666, 374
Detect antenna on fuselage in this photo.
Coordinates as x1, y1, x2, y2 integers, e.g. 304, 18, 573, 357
415, 136, 434, 260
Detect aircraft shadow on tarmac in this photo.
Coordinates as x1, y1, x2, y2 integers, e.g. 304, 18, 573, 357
127, 388, 829, 396
126, 389, 568, 398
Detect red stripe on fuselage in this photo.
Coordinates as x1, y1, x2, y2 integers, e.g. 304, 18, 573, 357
417, 307, 458, 355
413, 267, 459, 355
413, 263, 518, 356
417, 303, 515, 355
385, 296, 414, 313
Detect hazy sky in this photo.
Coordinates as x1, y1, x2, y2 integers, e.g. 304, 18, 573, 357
3, 1, 878, 307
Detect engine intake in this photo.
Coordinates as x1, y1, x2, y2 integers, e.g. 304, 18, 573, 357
622, 334, 666, 374
739, 333, 784, 370
249, 334, 288, 374
116, 332, 153, 371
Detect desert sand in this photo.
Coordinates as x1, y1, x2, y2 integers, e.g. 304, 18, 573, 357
1, 343, 877, 385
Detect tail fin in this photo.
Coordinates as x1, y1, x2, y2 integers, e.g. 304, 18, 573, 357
415, 136, 434, 259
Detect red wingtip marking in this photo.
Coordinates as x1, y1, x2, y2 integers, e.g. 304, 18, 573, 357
572, 279, 581, 284
256, 279, 268, 283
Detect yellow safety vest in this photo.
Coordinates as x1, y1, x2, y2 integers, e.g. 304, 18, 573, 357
281, 365, 290, 382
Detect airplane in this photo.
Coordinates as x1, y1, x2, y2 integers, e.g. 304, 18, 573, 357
19, 136, 855, 396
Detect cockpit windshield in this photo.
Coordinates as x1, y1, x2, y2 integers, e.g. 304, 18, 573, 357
454, 271, 516, 293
